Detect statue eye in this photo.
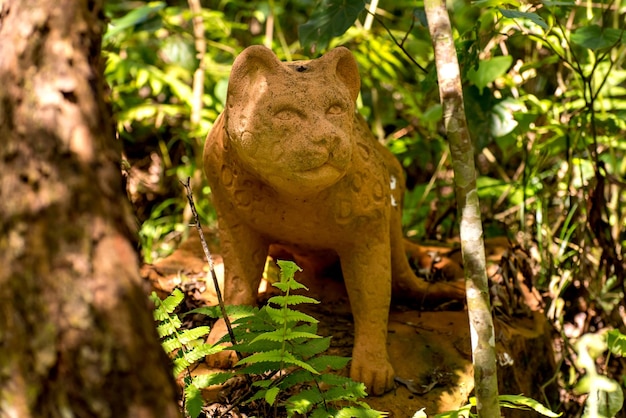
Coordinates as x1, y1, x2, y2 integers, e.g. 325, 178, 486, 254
274, 107, 302, 121
327, 104, 345, 115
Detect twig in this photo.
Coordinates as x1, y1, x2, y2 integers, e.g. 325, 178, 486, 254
366, 10, 428, 73
181, 177, 242, 361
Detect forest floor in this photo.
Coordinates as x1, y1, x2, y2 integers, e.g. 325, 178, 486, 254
142, 230, 556, 417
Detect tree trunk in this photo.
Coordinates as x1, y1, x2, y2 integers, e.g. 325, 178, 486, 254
424, 1, 501, 416
0, 1, 180, 417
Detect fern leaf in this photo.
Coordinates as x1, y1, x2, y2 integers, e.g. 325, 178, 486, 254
285, 387, 323, 414
311, 406, 339, 417
235, 349, 284, 365
156, 318, 181, 338
236, 350, 319, 374
318, 373, 366, 393
184, 384, 203, 418
335, 406, 387, 417
233, 337, 283, 354
246, 388, 268, 403
276, 259, 302, 279
237, 361, 283, 375
252, 379, 274, 388
183, 343, 224, 364
251, 329, 322, 343
264, 306, 318, 325
320, 384, 363, 402
267, 294, 320, 306
191, 371, 234, 388
265, 386, 280, 406
161, 336, 183, 354
188, 304, 258, 319
307, 355, 351, 372
178, 326, 211, 344
272, 280, 308, 292
291, 337, 331, 359
152, 302, 170, 322
160, 288, 185, 314
173, 356, 191, 376
278, 369, 316, 388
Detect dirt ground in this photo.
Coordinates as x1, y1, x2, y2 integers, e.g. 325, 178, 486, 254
142, 231, 557, 417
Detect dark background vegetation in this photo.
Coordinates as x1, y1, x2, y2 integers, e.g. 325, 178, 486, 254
103, 0, 626, 415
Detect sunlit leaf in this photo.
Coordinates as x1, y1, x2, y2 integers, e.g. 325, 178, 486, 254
499, 9, 549, 30
571, 25, 624, 50
607, 329, 626, 356
105, 2, 166, 40
467, 55, 513, 93
265, 386, 280, 406
582, 376, 623, 418
184, 384, 203, 418
498, 394, 562, 416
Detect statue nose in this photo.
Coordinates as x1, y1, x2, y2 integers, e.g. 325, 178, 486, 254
310, 119, 342, 148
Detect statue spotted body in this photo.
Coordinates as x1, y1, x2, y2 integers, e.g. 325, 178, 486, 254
203, 45, 463, 395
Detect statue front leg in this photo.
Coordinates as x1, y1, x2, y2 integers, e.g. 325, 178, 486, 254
338, 237, 395, 396
207, 214, 268, 368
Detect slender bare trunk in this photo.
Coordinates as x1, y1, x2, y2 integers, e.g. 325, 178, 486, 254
424, 1, 501, 416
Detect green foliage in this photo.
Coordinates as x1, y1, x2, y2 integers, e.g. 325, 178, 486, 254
574, 332, 626, 418
152, 262, 385, 417
299, 0, 365, 54
113, 0, 626, 415
228, 260, 385, 417
412, 394, 561, 417
150, 288, 233, 418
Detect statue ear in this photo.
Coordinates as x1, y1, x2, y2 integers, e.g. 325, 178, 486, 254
227, 45, 283, 107
319, 47, 361, 102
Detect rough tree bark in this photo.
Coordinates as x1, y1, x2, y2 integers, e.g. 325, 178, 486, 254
424, 1, 501, 416
0, 1, 180, 417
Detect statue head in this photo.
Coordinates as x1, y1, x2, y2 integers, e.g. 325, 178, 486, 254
223, 45, 361, 196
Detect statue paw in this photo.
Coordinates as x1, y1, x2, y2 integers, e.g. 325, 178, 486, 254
350, 352, 395, 396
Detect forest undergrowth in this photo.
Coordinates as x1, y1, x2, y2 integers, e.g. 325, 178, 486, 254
104, 0, 626, 416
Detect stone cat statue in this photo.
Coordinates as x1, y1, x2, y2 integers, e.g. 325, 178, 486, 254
203, 45, 464, 395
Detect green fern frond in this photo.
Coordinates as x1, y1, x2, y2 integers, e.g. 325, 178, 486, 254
265, 386, 281, 406
320, 382, 367, 402
161, 336, 183, 354
237, 350, 319, 374
156, 318, 182, 338
335, 406, 388, 417
273, 280, 308, 293
237, 361, 283, 375
277, 369, 316, 388
285, 387, 324, 414
184, 384, 203, 418
191, 371, 234, 388
183, 343, 224, 364
264, 305, 319, 324
187, 304, 258, 319
177, 326, 211, 344
276, 260, 303, 281
267, 294, 320, 306
251, 329, 322, 343
233, 336, 283, 354
183, 373, 240, 418
173, 356, 191, 376
318, 373, 364, 390
289, 335, 330, 359
161, 288, 184, 312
